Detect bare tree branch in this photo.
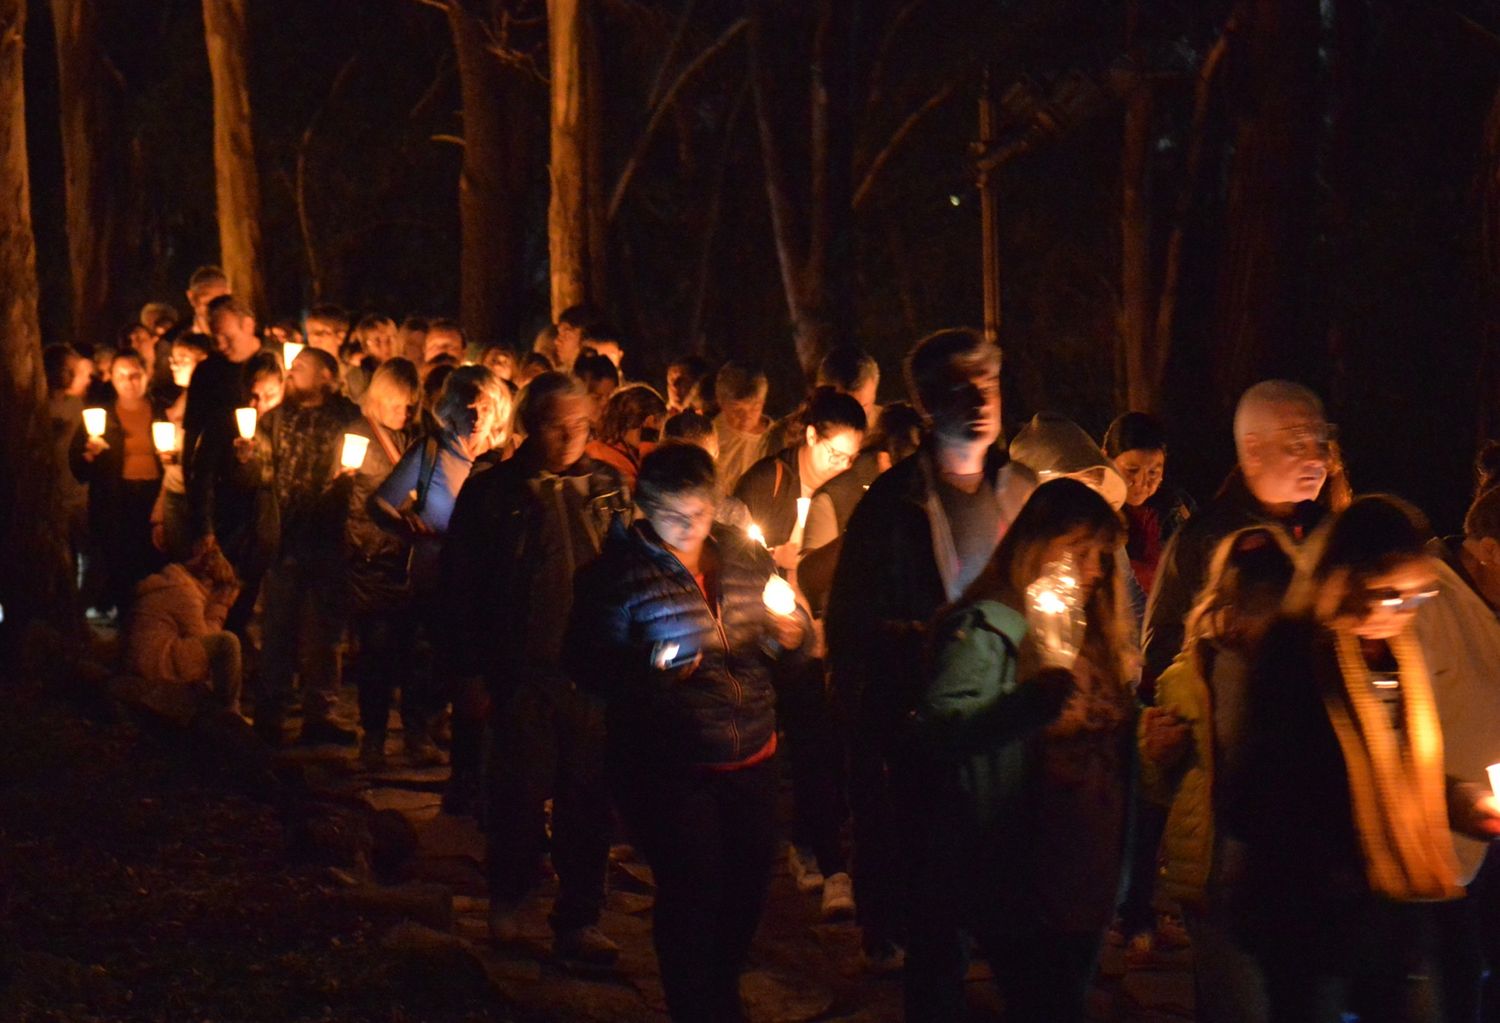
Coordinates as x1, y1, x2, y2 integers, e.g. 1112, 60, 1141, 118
607, 16, 748, 222
295, 54, 358, 300
852, 75, 960, 211
645, 0, 697, 111
865, 0, 927, 110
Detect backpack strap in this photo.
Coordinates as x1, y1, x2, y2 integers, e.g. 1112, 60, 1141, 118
411, 435, 441, 515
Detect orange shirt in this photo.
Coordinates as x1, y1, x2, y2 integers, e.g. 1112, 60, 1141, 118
117, 402, 160, 481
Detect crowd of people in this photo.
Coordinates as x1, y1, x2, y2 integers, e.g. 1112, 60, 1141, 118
39, 263, 1500, 1023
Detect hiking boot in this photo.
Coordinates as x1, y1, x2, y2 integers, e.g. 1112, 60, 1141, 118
554, 924, 620, 966
297, 720, 359, 747
358, 733, 388, 770
404, 731, 447, 767
820, 871, 856, 920
786, 844, 824, 893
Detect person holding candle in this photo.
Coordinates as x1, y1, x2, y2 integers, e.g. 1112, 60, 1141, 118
906, 477, 1134, 1022
1222, 495, 1500, 1023
68, 350, 167, 616
45, 344, 95, 595
440, 372, 629, 965
826, 328, 1035, 971
566, 442, 808, 1021
248, 347, 362, 747
183, 294, 278, 642
734, 387, 866, 917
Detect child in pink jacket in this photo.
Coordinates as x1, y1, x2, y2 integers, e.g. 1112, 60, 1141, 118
126, 543, 243, 714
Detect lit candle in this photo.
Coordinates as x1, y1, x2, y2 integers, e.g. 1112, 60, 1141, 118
82, 407, 107, 438
282, 341, 305, 367
1024, 552, 1087, 669
763, 574, 797, 616
339, 432, 371, 471
235, 406, 257, 440
152, 421, 177, 454
796, 497, 811, 531
746, 522, 768, 548
1488, 763, 1500, 799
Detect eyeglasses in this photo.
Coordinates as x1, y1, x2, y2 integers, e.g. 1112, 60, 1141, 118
1367, 586, 1438, 612
819, 440, 858, 469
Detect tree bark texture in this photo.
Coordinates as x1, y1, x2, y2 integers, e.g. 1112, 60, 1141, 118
0, 0, 76, 642
49, 0, 120, 349
748, 0, 853, 380
449, 1, 531, 347
202, 0, 267, 315
1212, 0, 1320, 403
548, 0, 604, 319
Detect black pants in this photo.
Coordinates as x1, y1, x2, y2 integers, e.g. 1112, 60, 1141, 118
92, 478, 163, 612
351, 606, 421, 738
847, 705, 911, 951
618, 756, 779, 1023
1435, 847, 1500, 1023
775, 657, 847, 874
485, 680, 610, 934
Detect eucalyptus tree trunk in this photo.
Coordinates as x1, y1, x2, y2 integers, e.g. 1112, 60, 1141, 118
202, 0, 267, 313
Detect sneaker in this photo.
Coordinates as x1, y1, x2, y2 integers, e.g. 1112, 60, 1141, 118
404, 731, 447, 767
297, 720, 359, 747
554, 924, 620, 966
787, 845, 824, 893
488, 902, 522, 947
358, 733, 387, 770
820, 871, 856, 920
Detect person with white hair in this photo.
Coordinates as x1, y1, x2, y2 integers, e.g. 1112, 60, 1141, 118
1142, 380, 1334, 691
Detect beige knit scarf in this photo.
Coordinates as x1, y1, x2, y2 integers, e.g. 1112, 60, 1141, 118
1324, 627, 1464, 901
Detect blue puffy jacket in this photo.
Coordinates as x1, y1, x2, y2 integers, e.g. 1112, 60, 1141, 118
567, 518, 805, 767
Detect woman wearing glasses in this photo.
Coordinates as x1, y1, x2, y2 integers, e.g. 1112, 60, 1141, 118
1222, 495, 1500, 1023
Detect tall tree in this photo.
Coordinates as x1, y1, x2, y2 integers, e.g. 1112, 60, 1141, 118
49, 0, 120, 349
547, 0, 605, 319
202, 0, 267, 314
0, 0, 75, 645
1212, 0, 1320, 401
748, 0, 855, 379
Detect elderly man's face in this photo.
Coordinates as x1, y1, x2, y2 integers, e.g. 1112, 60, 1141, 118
535, 393, 592, 472
1243, 403, 1330, 507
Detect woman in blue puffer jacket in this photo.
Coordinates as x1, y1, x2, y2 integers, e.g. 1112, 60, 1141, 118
567, 441, 809, 1023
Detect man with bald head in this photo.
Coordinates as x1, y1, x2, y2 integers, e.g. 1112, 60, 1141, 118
1141, 380, 1333, 687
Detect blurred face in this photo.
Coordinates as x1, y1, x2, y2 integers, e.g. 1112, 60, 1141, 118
363, 325, 398, 363
188, 280, 229, 327
210, 310, 260, 363
804, 425, 862, 485
927, 357, 1001, 448
110, 358, 147, 402
585, 377, 616, 428
1037, 525, 1115, 596
666, 364, 693, 406
1242, 403, 1331, 507
646, 491, 717, 557
249, 373, 283, 415
169, 344, 206, 387
1348, 558, 1439, 641
287, 352, 332, 400
481, 348, 515, 381
372, 390, 412, 432
1114, 448, 1165, 507
555, 323, 583, 366
305, 318, 344, 357
534, 393, 591, 471
720, 395, 765, 434
66, 355, 93, 396
424, 329, 465, 364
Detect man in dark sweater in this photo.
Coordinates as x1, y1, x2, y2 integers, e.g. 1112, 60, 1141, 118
250, 348, 361, 746
441, 373, 630, 966
825, 328, 1034, 971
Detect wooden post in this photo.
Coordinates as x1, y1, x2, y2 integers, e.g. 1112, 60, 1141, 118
202, 0, 267, 315
978, 67, 1002, 348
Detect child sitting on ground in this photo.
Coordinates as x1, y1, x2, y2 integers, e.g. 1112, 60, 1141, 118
126, 542, 243, 715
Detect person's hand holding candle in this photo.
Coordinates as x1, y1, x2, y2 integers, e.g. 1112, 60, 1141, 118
152, 421, 178, 464
1025, 552, 1087, 671
338, 433, 370, 475
80, 407, 109, 461
763, 574, 806, 649
233, 406, 258, 462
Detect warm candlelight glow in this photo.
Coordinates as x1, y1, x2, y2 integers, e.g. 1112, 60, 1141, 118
340, 432, 371, 471
1025, 552, 1087, 670
235, 406, 257, 440
795, 497, 811, 530
1488, 763, 1500, 798
763, 574, 797, 616
152, 421, 177, 454
282, 341, 305, 367
747, 523, 767, 547
82, 407, 107, 438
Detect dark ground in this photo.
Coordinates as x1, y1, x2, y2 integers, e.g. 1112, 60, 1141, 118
0, 628, 1195, 1023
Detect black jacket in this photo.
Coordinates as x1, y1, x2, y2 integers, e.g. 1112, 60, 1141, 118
567, 519, 802, 767
68, 401, 167, 527
733, 446, 803, 546
182, 353, 275, 557
344, 416, 415, 597
442, 440, 630, 686
1141, 471, 1323, 691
